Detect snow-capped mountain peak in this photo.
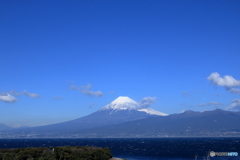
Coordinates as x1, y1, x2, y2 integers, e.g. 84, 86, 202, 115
100, 96, 168, 116
101, 96, 138, 110
138, 108, 168, 116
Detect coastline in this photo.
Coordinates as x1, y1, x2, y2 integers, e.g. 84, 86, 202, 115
109, 157, 126, 160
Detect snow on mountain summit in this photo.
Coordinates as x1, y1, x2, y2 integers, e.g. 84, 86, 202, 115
138, 108, 168, 116
101, 96, 138, 110
100, 96, 168, 116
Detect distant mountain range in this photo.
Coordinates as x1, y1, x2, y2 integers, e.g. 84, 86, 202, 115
75, 109, 240, 137
0, 123, 12, 131
0, 96, 167, 137
1, 96, 240, 138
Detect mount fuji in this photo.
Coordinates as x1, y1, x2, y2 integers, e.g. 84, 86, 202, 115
99, 96, 167, 116
0, 123, 12, 131
4, 96, 167, 135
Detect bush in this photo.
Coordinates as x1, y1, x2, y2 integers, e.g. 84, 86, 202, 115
0, 146, 112, 160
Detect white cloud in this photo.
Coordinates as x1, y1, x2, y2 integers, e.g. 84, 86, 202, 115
207, 72, 240, 95
10, 90, 40, 98
9, 90, 21, 96
228, 88, 240, 95
207, 72, 240, 88
81, 90, 103, 97
70, 84, 103, 97
139, 97, 156, 109
209, 102, 223, 105
0, 90, 40, 103
22, 90, 40, 98
227, 99, 240, 111
0, 93, 17, 103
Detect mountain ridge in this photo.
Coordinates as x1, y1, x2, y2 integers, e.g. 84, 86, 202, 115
71, 109, 240, 137
0, 123, 12, 131
99, 96, 168, 116
2, 97, 239, 138
1, 96, 167, 136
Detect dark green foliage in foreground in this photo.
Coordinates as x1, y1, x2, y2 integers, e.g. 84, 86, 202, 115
0, 146, 112, 160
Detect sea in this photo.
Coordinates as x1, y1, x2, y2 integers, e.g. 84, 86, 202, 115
0, 138, 240, 160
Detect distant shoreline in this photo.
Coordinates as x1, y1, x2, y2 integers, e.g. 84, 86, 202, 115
109, 158, 126, 160
1, 136, 240, 139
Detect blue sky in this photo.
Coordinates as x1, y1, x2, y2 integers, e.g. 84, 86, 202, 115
1, 0, 240, 127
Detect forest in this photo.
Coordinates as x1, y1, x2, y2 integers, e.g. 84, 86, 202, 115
0, 146, 112, 160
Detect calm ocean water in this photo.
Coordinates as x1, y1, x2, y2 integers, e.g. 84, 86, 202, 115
0, 138, 239, 160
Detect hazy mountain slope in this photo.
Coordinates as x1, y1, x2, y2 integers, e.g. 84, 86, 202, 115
0, 123, 12, 131
3, 96, 167, 134
74, 109, 240, 137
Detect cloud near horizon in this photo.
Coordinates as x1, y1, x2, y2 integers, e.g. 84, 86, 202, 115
207, 72, 240, 95
207, 72, 240, 88
197, 102, 223, 107
228, 88, 240, 95
10, 90, 40, 98
207, 72, 240, 111
0, 93, 18, 103
138, 97, 156, 109
227, 99, 240, 111
187, 101, 223, 107
70, 84, 103, 97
